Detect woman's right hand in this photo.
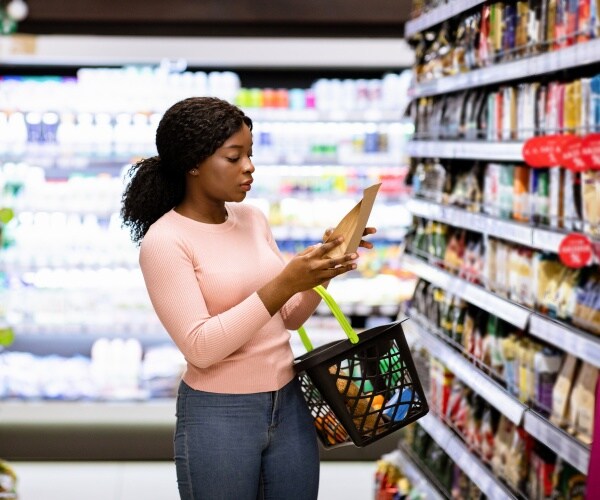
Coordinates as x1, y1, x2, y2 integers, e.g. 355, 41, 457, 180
258, 236, 357, 316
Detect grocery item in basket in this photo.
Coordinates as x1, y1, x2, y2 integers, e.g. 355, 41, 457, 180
382, 387, 413, 422
328, 365, 382, 431
314, 411, 349, 445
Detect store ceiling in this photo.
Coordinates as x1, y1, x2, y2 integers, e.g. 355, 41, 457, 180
19, 0, 413, 38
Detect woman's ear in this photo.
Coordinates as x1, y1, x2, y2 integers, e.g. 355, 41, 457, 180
189, 168, 198, 175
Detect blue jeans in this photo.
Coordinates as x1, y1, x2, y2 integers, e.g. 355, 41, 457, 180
174, 378, 320, 500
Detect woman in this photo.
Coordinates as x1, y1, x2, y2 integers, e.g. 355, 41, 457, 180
121, 96, 375, 499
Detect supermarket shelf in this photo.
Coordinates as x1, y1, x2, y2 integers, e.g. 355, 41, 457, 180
405, 0, 486, 38
0, 35, 415, 69
1, 153, 403, 172
6, 331, 173, 357
0, 399, 175, 427
402, 254, 530, 329
271, 226, 406, 243
406, 198, 599, 252
528, 314, 600, 369
391, 447, 446, 500
409, 39, 600, 98
413, 325, 591, 479
406, 140, 523, 161
409, 311, 526, 425
243, 108, 406, 123
417, 413, 516, 500
406, 198, 532, 246
404, 254, 600, 366
531, 227, 581, 254
523, 411, 590, 474
315, 301, 401, 318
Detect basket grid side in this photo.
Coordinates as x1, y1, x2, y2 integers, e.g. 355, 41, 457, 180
298, 372, 350, 447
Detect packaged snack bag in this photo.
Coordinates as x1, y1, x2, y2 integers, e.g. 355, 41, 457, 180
567, 361, 598, 444
550, 354, 579, 427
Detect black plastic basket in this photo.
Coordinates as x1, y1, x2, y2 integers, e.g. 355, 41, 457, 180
294, 286, 429, 448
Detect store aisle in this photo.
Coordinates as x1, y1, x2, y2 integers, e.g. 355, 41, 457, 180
13, 461, 376, 499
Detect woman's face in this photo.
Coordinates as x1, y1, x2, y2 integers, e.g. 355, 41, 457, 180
193, 123, 254, 203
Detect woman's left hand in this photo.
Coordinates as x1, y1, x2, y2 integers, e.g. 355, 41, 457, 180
322, 227, 377, 250
358, 227, 377, 249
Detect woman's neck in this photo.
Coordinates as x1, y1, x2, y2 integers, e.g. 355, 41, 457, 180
174, 203, 228, 224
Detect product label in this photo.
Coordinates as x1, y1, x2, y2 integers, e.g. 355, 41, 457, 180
558, 233, 594, 268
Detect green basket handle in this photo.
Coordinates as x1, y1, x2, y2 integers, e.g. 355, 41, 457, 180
297, 285, 359, 352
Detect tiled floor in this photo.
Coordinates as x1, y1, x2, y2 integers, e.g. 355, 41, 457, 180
12, 461, 376, 500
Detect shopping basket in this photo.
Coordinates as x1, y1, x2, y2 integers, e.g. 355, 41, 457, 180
294, 285, 429, 448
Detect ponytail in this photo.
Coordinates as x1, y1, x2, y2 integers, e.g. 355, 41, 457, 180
121, 156, 184, 244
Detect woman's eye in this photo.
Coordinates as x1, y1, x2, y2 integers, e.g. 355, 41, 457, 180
226, 157, 240, 163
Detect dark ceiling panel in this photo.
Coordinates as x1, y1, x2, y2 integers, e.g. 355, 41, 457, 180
19, 0, 412, 37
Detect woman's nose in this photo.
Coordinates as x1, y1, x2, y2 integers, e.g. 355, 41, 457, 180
243, 157, 255, 173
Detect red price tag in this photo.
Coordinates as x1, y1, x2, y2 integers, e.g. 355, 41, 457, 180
523, 135, 574, 167
581, 133, 600, 170
561, 136, 587, 172
558, 233, 593, 268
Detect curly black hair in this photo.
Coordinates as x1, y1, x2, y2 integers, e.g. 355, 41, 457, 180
121, 96, 253, 244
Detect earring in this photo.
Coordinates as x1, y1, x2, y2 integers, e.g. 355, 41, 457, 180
190, 169, 198, 174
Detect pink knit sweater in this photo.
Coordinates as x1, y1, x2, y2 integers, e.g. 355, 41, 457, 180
139, 204, 322, 393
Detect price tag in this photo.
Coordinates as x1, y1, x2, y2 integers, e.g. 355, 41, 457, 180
581, 133, 600, 169
434, 141, 451, 158
438, 205, 451, 222
441, 434, 461, 460
532, 229, 565, 253
529, 314, 566, 346
574, 334, 600, 369
407, 141, 417, 156
494, 220, 532, 246
559, 233, 594, 268
583, 39, 598, 62
502, 60, 522, 81
509, 141, 526, 160
468, 213, 486, 233
565, 441, 590, 473
464, 282, 529, 328
406, 199, 428, 218
561, 137, 587, 172
530, 314, 600, 368
445, 344, 525, 423
524, 412, 590, 474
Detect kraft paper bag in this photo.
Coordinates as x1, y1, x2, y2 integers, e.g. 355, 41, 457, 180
324, 183, 381, 259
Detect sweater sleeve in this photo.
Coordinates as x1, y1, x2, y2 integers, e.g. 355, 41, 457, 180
258, 209, 322, 330
139, 227, 273, 369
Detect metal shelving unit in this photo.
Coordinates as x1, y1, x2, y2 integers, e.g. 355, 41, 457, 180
409, 313, 591, 474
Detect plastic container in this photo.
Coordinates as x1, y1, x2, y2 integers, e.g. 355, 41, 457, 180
294, 285, 429, 448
